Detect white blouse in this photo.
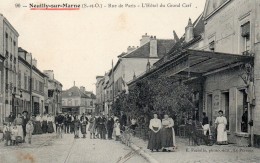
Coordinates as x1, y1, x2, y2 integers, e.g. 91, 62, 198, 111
162, 118, 174, 128
215, 116, 227, 125
149, 118, 162, 130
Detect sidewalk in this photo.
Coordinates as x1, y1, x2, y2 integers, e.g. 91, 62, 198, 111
131, 136, 260, 163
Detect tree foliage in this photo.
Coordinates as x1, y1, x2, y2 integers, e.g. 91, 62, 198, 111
112, 76, 195, 127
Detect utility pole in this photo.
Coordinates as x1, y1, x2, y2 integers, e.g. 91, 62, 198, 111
112, 60, 114, 116
29, 53, 33, 115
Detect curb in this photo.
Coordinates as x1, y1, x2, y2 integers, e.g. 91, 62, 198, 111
129, 142, 159, 163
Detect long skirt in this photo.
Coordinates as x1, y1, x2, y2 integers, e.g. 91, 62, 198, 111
217, 124, 228, 144
70, 123, 75, 133
81, 125, 87, 134
33, 121, 42, 135
42, 121, 48, 133
147, 127, 161, 150
47, 122, 54, 133
161, 127, 174, 148
17, 125, 24, 138
88, 123, 96, 134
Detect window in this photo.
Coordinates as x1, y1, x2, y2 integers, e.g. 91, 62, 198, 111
75, 100, 78, 106
39, 82, 43, 92
90, 101, 93, 107
18, 70, 21, 88
68, 99, 72, 106
241, 22, 250, 55
221, 92, 230, 130
209, 41, 215, 51
5, 33, 8, 50
24, 74, 27, 90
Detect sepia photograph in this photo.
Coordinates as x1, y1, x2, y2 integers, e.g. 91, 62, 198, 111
0, 0, 260, 162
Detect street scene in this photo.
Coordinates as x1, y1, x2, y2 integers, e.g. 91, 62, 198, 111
1, 0, 260, 162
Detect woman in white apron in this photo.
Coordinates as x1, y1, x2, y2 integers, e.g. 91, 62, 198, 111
215, 110, 228, 145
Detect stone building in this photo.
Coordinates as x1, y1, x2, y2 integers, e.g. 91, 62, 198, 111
18, 48, 48, 115
98, 33, 178, 115
62, 85, 96, 115
43, 70, 62, 115
0, 14, 19, 123
128, 0, 260, 147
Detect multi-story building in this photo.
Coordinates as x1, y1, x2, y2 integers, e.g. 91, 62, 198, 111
18, 47, 48, 116
0, 14, 19, 123
95, 76, 105, 113
43, 70, 62, 115
62, 85, 96, 115
99, 33, 178, 115
128, 0, 260, 147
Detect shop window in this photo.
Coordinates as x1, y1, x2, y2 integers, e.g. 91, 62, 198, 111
221, 92, 229, 130
237, 89, 248, 133
241, 22, 251, 55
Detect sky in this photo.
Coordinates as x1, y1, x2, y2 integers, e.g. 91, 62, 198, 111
0, 0, 206, 92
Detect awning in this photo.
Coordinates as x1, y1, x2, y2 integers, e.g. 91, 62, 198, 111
159, 49, 254, 79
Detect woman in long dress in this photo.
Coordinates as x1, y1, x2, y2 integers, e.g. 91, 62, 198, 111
42, 113, 48, 133
215, 110, 228, 145
33, 114, 43, 135
47, 114, 54, 133
161, 114, 175, 152
147, 113, 162, 152
88, 114, 96, 139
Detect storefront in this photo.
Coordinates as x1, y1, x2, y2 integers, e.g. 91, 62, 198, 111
62, 106, 80, 115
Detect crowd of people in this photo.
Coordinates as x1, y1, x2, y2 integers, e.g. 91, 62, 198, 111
55, 112, 132, 141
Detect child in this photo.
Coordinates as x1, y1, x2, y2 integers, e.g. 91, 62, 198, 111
114, 119, 121, 141
26, 120, 34, 144
11, 124, 18, 146
3, 123, 11, 146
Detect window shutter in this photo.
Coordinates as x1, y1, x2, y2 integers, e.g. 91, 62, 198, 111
241, 22, 250, 37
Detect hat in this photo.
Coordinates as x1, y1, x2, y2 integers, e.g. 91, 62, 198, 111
22, 111, 28, 114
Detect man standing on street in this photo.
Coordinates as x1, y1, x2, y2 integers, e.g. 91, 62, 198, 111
22, 111, 29, 143
107, 114, 114, 140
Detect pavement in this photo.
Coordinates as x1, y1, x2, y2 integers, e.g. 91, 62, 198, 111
2, 131, 260, 163
0, 132, 147, 163
130, 136, 260, 163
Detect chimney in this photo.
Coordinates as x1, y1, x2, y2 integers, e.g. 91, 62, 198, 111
140, 33, 151, 46
32, 58, 37, 67
25, 53, 32, 63
43, 70, 54, 80
185, 18, 194, 42
150, 35, 157, 58
127, 46, 136, 53
80, 86, 86, 92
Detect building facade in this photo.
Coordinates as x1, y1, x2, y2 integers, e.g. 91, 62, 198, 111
18, 47, 48, 116
0, 14, 19, 123
97, 33, 178, 115
43, 70, 62, 115
128, 0, 260, 147
62, 85, 96, 115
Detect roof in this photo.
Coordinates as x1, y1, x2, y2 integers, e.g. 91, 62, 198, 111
155, 13, 204, 67
121, 39, 175, 59
62, 86, 96, 99
128, 49, 254, 86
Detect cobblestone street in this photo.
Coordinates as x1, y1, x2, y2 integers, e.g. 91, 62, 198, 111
131, 136, 260, 163
0, 133, 147, 163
